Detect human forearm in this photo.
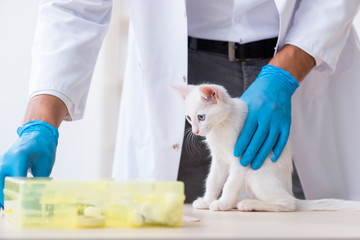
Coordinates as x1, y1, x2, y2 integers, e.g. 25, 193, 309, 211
282, 1, 360, 72
29, 1, 112, 122
269, 44, 315, 82
24, 95, 68, 128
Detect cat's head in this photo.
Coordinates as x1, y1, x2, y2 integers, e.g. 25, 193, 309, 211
171, 84, 232, 136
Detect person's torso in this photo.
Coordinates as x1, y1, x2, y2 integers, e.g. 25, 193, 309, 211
186, 0, 279, 43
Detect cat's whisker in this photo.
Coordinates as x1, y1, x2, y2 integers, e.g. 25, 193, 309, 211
184, 127, 207, 157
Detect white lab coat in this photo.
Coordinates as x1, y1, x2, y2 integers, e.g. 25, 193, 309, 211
30, 0, 360, 200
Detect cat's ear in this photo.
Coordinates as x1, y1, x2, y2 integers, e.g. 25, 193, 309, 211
199, 85, 224, 104
169, 85, 194, 100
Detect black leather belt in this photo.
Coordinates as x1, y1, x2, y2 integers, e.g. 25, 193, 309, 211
188, 37, 277, 61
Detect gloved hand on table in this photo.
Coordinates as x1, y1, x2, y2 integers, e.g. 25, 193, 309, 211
0, 120, 59, 209
234, 64, 299, 170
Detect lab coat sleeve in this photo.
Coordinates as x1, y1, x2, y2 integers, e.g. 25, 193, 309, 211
29, 0, 112, 120
282, 1, 360, 73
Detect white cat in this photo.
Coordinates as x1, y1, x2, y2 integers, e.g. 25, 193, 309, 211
172, 83, 360, 211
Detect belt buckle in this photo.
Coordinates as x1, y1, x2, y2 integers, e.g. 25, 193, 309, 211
228, 42, 240, 62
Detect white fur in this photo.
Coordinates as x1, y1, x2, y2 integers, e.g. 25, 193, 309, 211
172, 83, 360, 212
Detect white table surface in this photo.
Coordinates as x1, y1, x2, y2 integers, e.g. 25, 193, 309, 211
1, 204, 360, 240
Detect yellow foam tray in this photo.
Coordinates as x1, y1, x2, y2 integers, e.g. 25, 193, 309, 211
3, 177, 185, 228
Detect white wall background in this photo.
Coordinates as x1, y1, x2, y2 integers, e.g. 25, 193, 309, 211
0, 2, 360, 179
0, 0, 129, 179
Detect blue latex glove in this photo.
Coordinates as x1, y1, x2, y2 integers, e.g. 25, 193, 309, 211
0, 120, 59, 209
234, 65, 299, 170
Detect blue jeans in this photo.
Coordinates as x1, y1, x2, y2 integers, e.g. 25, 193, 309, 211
177, 44, 305, 203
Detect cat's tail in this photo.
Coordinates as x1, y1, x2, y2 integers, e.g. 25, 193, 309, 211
295, 198, 360, 211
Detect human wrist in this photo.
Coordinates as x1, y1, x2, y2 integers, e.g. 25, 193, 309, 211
269, 44, 315, 82
259, 65, 299, 95
24, 95, 68, 128
17, 120, 59, 146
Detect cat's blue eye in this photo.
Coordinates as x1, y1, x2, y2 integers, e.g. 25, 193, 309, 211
198, 114, 206, 121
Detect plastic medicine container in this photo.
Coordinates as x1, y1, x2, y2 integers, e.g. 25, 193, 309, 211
3, 177, 185, 228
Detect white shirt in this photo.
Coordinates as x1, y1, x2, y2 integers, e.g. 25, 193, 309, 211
186, 0, 279, 44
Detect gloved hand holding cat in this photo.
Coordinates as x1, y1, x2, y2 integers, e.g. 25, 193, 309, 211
235, 64, 299, 170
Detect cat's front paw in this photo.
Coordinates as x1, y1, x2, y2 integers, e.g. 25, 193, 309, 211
192, 197, 210, 209
209, 199, 234, 211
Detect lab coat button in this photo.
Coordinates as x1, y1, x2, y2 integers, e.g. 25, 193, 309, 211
172, 144, 180, 151
183, 75, 187, 83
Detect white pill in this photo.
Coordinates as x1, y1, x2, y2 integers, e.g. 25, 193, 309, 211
84, 207, 102, 217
